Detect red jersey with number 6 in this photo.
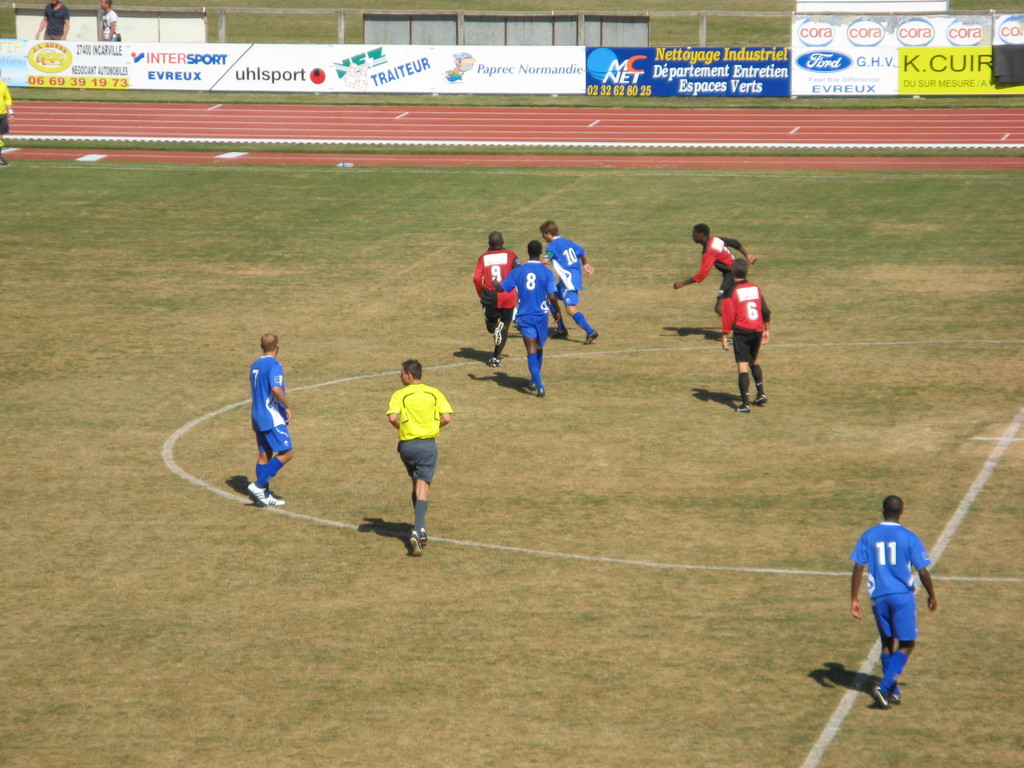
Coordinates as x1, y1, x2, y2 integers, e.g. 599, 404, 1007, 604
721, 279, 771, 333
474, 249, 519, 309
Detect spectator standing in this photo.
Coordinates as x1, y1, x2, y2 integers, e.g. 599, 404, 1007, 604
100, 0, 119, 41
37, 0, 71, 40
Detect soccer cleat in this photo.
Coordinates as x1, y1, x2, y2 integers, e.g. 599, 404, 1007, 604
888, 691, 902, 706
247, 482, 268, 507
550, 328, 569, 339
736, 404, 751, 413
871, 686, 890, 709
487, 356, 502, 368
754, 393, 768, 406
409, 529, 423, 557
0, 158, 9, 166
536, 387, 546, 398
584, 332, 599, 345
419, 529, 428, 549
526, 382, 538, 392
493, 321, 505, 347
263, 491, 286, 507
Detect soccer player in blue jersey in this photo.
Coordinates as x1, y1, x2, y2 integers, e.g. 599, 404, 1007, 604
850, 496, 938, 709
539, 219, 599, 344
496, 240, 559, 397
247, 333, 294, 507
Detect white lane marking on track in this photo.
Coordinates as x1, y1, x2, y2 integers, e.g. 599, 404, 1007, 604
588, 120, 601, 127
16, 135, 1024, 150
395, 112, 409, 119
790, 126, 800, 134
76, 154, 107, 162
216, 152, 248, 159
208, 104, 222, 111
163, 339, 1024, 583
799, 403, 1024, 768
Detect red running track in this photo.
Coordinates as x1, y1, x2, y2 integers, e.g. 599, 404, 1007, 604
11, 102, 1024, 149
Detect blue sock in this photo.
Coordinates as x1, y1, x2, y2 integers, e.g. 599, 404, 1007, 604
256, 457, 284, 488
880, 651, 909, 694
571, 311, 595, 335
551, 306, 565, 331
527, 352, 542, 388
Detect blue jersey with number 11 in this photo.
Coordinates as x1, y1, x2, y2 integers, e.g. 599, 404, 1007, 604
850, 522, 932, 599
500, 261, 556, 316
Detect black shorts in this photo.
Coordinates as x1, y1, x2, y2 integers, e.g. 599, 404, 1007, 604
717, 274, 736, 301
731, 329, 763, 364
0, 114, 8, 134
482, 300, 514, 328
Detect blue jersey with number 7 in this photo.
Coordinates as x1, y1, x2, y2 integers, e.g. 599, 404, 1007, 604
500, 261, 556, 317
850, 522, 932, 599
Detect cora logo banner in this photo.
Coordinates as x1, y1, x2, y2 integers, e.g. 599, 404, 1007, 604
995, 15, 1024, 45
846, 19, 886, 47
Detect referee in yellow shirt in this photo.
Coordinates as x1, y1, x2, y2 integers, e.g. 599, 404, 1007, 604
387, 359, 453, 556
0, 79, 12, 167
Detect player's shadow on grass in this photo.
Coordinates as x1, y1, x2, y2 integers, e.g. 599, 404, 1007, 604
226, 475, 251, 495
808, 662, 878, 694
467, 370, 535, 395
452, 347, 494, 363
691, 387, 739, 409
359, 517, 419, 557
664, 326, 720, 341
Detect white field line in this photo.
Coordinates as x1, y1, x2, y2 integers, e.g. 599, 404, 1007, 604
162, 339, 1024, 585
15, 134, 1024, 150
799, 403, 1024, 768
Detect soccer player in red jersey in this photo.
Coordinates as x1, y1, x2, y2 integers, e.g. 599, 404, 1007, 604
720, 258, 770, 413
472, 231, 519, 367
674, 223, 756, 317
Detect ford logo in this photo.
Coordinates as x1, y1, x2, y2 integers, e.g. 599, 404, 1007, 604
796, 51, 853, 72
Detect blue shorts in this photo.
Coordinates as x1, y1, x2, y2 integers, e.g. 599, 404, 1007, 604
254, 423, 292, 454
398, 438, 438, 482
557, 285, 580, 307
516, 313, 549, 345
871, 592, 919, 642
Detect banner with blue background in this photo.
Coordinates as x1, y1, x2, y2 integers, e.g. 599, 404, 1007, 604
585, 47, 790, 97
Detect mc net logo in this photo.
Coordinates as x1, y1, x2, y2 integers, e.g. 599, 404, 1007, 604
586, 48, 646, 85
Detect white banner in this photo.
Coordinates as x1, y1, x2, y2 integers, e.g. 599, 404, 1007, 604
791, 47, 899, 95
995, 14, 1024, 45
793, 15, 993, 49
19, 41, 586, 94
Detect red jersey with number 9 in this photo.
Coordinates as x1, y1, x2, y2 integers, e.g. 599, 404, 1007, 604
474, 249, 519, 309
721, 280, 770, 333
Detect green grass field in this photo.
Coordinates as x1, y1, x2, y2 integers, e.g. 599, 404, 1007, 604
2, 160, 1022, 767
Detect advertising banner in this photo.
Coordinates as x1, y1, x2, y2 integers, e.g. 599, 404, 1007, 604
0, 39, 29, 87
899, 47, 1024, 93
793, 15, 993, 49
791, 47, 899, 95
18, 42, 585, 94
995, 14, 1024, 45
585, 47, 790, 97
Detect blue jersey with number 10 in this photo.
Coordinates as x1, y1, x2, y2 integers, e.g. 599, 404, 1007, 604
850, 522, 932, 599
500, 261, 556, 317
545, 236, 586, 291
